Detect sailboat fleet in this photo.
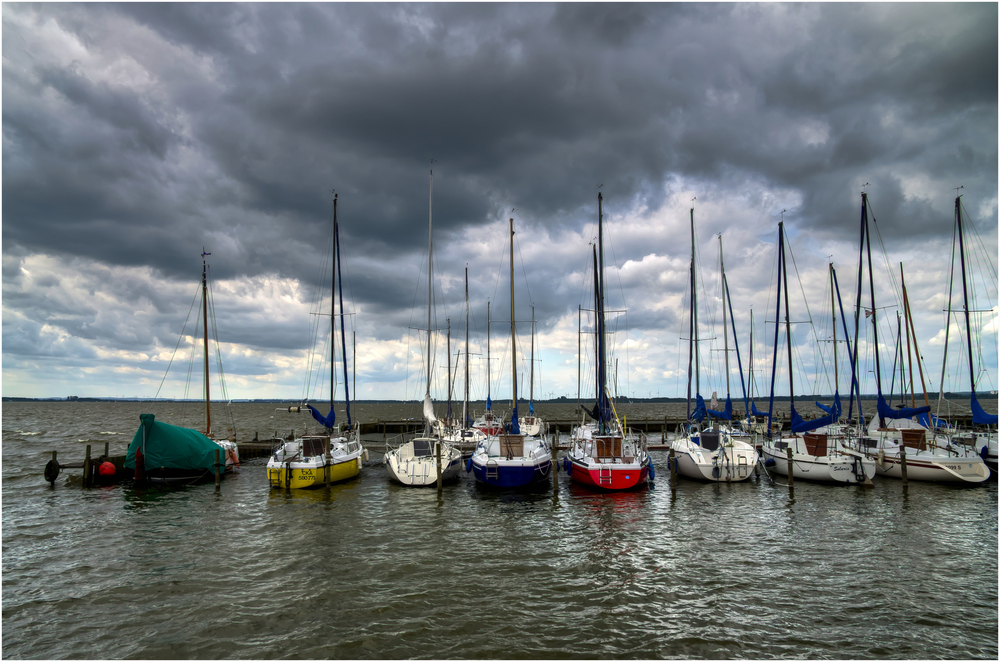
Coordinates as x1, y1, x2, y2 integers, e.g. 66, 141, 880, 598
124, 179, 995, 492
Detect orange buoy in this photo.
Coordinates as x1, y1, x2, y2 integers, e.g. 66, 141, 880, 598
98, 461, 116, 477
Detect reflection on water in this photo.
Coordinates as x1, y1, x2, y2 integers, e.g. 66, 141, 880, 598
2, 402, 997, 659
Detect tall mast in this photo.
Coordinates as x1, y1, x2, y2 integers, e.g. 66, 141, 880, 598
766, 223, 785, 439
862, 193, 884, 427
691, 208, 700, 394
333, 196, 340, 410
597, 193, 607, 432
830, 262, 838, 391
509, 218, 519, 432
201, 248, 212, 436
956, 195, 978, 395
781, 222, 795, 410
425, 170, 433, 433
335, 193, 352, 425
464, 266, 470, 427
719, 234, 730, 396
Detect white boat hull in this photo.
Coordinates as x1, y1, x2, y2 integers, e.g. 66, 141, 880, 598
761, 436, 875, 484
670, 432, 758, 482
384, 438, 463, 486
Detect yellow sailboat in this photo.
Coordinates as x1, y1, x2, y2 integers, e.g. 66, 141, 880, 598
267, 192, 366, 489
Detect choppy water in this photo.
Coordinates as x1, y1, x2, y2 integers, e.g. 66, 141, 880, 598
3, 401, 997, 659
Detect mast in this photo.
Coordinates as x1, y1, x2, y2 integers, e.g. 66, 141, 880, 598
956, 195, 979, 396
862, 193, 885, 428
691, 208, 700, 394
330, 193, 337, 418
464, 267, 470, 428
829, 263, 838, 391
201, 248, 212, 436
766, 224, 784, 439
719, 234, 730, 397
509, 218, 518, 428
335, 193, 351, 426
425, 170, 434, 434
781, 222, 795, 412
597, 192, 607, 432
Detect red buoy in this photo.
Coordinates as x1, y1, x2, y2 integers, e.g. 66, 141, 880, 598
98, 461, 116, 477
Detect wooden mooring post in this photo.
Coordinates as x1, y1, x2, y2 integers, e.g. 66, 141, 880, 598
83, 445, 92, 488
785, 446, 794, 488
899, 445, 908, 485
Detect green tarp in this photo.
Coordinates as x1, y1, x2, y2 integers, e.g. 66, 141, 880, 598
124, 413, 223, 472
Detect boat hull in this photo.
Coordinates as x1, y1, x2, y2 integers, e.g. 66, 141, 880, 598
384, 438, 463, 486
567, 458, 649, 491
471, 458, 552, 488
267, 455, 362, 489
671, 436, 758, 483
762, 446, 875, 484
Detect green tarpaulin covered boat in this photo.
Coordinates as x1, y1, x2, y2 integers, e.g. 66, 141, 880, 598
125, 414, 226, 483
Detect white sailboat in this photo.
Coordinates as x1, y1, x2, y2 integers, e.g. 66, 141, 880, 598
758, 229, 875, 485
670, 208, 758, 482
384, 169, 463, 486
267, 193, 366, 489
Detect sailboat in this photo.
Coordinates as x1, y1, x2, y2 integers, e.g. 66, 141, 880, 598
125, 250, 240, 484
670, 209, 758, 482
266, 193, 366, 489
384, 170, 464, 486
935, 195, 998, 470
851, 192, 989, 483
468, 218, 553, 488
758, 224, 876, 484
565, 193, 651, 490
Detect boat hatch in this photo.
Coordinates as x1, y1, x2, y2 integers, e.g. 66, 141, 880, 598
413, 439, 434, 457
303, 437, 326, 457
700, 431, 720, 451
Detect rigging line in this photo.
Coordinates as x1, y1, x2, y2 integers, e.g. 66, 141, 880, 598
153, 283, 201, 399
960, 198, 999, 284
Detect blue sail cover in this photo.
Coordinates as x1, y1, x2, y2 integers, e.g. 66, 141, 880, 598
486, 395, 492, 411
707, 395, 732, 420
509, 405, 521, 434
307, 405, 336, 428
751, 401, 768, 417
971, 393, 998, 425
689, 394, 707, 422
528, 401, 534, 414
876, 394, 930, 420
791, 393, 842, 434
815, 401, 833, 414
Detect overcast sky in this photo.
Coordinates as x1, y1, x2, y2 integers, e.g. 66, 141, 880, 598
3, 3, 997, 408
